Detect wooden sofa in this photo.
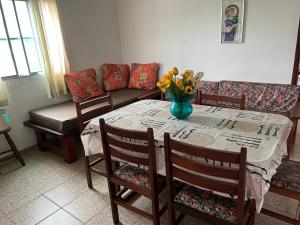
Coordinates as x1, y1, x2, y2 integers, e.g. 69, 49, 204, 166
24, 88, 161, 163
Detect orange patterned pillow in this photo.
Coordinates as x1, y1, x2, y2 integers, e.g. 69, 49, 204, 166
64, 68, 104, 102
101, 64, 130, 91
128, 63, 159, 90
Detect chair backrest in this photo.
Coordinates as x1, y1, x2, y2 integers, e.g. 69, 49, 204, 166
75, 94, 112, 133
99, 119, 158, 188
164, 132, 247, 225
197, 91, 245, 110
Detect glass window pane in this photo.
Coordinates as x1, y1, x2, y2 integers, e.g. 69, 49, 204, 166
0, 40, 16, 76
0, 8, 6, 39
11, 39, 28, 75
15, 1, 33, 37
0, 8, 15, 77
1, 0, 20, 38
24, 38, 41, 72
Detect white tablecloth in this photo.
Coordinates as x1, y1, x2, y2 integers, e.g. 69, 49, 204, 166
81, 99, 293, 211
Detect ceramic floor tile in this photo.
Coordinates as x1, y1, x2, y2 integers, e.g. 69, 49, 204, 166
38, 209, 83, 225
87, 205, 140, 225
63, 189, 109, 223
8, 195, 59, 225
0, 210, 14, 225
44, 172, 88, 207
0, 181, 41, 214
25, 165, 80, 194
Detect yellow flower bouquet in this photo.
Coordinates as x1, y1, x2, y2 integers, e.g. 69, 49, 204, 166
156, 67, 204, 119
157, 67, 203, 102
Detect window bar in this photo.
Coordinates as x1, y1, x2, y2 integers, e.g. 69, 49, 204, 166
12, 0, 31, 75
0, 0, 19, 76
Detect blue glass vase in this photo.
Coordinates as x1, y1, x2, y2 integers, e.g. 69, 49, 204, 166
170, 100, 193, 120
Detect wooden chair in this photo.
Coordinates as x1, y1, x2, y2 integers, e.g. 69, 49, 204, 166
164, 132, 256, 225
0, 115, 25, 166
75, 94, 112, 188
197, 91, 245, 110
100, 119, 167, 225
261, 159, 300, 225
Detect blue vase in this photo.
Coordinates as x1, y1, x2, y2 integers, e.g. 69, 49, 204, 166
170, 100, 193, 120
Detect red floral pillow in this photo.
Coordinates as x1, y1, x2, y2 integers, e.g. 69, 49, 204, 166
101, 64, 130, 91
128, 63, 159, 90
64, 68, 104, 102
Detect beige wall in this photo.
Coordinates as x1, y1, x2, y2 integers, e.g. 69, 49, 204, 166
117, 0, 300, 83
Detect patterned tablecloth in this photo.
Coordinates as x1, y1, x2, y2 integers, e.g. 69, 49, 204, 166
81, 99, 293, 211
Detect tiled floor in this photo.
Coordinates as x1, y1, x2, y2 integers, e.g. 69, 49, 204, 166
1, 132, 300, 225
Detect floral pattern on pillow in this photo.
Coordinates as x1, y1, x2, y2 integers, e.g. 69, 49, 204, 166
101, 64, 130, 91
64, 68, 103, 102
128, 63, 159, 90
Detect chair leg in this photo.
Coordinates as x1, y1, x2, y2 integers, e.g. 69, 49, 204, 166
107, 182, 119, 225
151, 195, 160, 225
298, 209, 300, 225
84, 156, 93, 189
4, 132, 25, 166
168, 205, 176, 225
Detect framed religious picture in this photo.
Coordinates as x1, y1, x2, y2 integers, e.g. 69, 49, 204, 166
221, 0, 245, 43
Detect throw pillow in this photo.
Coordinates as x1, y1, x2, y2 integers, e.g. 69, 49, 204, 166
101, 64, 130, 91
128, 63, 159, 90
64, 68, 104, 102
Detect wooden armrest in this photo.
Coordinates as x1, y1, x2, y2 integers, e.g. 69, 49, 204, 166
290, 101, 300, 119
137, 89, 161, 100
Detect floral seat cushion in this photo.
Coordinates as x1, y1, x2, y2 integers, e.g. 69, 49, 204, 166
101, 64, 130, 91
174, 184, 237, 223
271, 160, 300, 193
114, 164, 164, 189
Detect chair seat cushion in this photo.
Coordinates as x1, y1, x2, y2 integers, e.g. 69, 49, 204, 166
271, 160, 300, 193
174, 184, 237, 223
29, 101, 78, 133
114, 164, 164, 189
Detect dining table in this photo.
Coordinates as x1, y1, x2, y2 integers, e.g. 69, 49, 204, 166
81, 99, 293, 211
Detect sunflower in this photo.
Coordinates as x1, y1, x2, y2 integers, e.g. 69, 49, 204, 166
172, 67, 179, 75
185, 86, 194, 94
176, 79, 184, 90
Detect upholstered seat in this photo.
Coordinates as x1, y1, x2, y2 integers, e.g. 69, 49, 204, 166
114, 164, 164, 189
174, 184, 237, 223
271, 160, 300, 193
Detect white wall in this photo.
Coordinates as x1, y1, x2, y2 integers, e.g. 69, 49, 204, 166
117, 0, 300, 83
0, 0, 122, 152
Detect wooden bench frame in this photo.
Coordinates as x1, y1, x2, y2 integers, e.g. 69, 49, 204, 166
23, 89, 161, 164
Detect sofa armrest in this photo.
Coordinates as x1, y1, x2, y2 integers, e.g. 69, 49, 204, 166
137, 89, 161, 100
290, 101, 300, 119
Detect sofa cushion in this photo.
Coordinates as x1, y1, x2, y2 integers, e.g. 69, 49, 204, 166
65, 68, 104, 102
128, 63, 159, 90
200, 81, 219, 94
110, 88, 160, 109
218, 80, 299, 113
29, 101, 78, 133
101, 64, 130, 91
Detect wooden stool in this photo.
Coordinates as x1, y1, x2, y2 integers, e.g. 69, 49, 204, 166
0, 115, 25, 166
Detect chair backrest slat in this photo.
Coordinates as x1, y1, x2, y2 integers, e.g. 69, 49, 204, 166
169, 140, 241, 163
104, 124, 149, 140
171, 153, 239, 180
197, 91, 245, 110
110, 146, 149, 166
76, 94, 112, 132
106, 135, 148, 154
173, 167, 239, 195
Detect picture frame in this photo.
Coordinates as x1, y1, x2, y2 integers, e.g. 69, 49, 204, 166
221, 0, 245, 43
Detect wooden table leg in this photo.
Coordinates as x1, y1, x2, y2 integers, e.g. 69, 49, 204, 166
4, 132, 25, 166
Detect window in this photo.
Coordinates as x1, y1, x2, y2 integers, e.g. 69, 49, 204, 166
0, 0, 43, 77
